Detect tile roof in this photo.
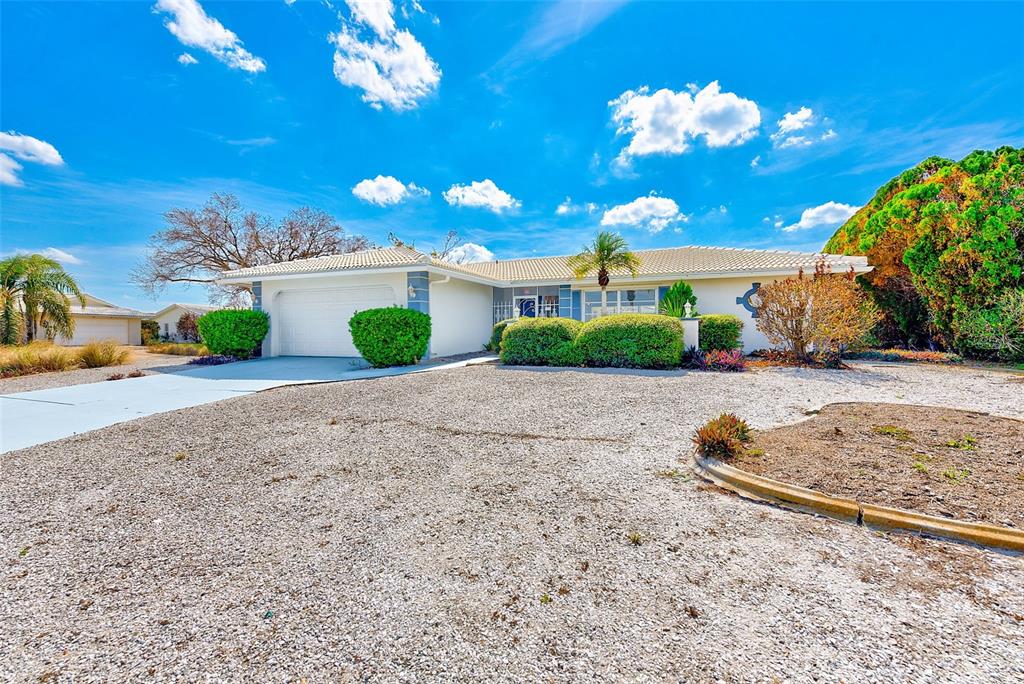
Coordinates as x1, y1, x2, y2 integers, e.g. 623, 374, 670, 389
458, 246, 869, 282
222, 246, 433, 279
72, 304, 151, 318
220, 244, 869, 284
155, 303, 220, 317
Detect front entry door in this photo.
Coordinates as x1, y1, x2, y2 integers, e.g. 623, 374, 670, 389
516, 296, 537, 318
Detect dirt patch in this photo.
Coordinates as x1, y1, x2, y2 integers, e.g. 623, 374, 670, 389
735, 403, 1024, 528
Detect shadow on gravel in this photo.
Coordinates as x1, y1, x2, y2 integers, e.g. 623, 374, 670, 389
495, 365, 689, 378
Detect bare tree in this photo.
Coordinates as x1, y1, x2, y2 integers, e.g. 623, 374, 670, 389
430, 230, 463, 261
133, 193, 371, 304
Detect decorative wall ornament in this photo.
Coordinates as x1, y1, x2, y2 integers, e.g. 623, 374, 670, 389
737, 282, 761, 318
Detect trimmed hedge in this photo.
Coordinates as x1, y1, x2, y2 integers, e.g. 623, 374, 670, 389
349, 307, 431, 368
576, 314, 684, 369
698, 314, 744, 351
488, 318, 516, 352
500, 318, 582, 366
196, 309, 269, 358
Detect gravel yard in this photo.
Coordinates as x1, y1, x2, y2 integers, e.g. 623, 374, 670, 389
0, 348, 193, 393
2, 362, 1023, 682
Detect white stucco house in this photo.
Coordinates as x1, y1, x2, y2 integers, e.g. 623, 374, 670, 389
58, 294, 150, 346
217, 244, 871, 359
151, 303, 219, 341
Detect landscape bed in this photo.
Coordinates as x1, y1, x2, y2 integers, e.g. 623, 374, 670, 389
734, 403, 1024, 528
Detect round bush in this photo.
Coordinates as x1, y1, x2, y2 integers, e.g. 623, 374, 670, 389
698, 314, 744, 351
500, 317, 582, 366
196, 309, 269, 358
576, 314, 684, 369
488, 318, 516, 352
349, 307, 431, 368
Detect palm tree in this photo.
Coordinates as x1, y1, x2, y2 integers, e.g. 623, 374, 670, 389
567, 231, 641, 318
0, 254, 84, 344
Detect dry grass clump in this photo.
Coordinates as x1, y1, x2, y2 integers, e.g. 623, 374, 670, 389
0, 341, 79, 377
0, 339, 132, 377
78, 340, 132, 368
146, 342, 208, 356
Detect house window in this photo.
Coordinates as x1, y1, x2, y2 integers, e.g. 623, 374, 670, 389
163, 323, 169, 336
582, 288, 656, 321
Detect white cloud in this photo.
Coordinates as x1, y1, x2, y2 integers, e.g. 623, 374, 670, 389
347, 0, 396, 38
154, 0, 266, 73
225, 136, 277, 148
177, 52, 198, 65
14, 247, 83, 265
0, 131, 64, 186
771, 107, 838, 149
777, 107, 814, 135
0, 131, 64, 165
443, 179, 520, 213
330, 0, 440, 112
445, 242, 495, 264
750, 155, 760, 169
352, 174, 429, 205
782, 201, 859, 233
556, 197, 599, 216
609, 81, 761, 164
0, 154, 23, 186
601, 195, 687, 234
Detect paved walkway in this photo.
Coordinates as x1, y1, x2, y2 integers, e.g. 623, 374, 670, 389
0, 356, 496, 453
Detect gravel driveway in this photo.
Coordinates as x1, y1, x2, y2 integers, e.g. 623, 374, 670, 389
2, 363, 1022, 682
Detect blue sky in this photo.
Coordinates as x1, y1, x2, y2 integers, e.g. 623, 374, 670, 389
2, 0, 1022, 310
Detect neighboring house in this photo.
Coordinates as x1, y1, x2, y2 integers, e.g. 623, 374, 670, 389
58, 294, 150, 346
217, 245, 872, 358
151, 303, 219, 341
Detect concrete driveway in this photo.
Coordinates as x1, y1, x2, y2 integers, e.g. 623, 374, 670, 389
0, 356, 494, 453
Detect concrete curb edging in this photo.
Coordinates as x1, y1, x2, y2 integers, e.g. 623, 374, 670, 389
692, 453, 1024, 553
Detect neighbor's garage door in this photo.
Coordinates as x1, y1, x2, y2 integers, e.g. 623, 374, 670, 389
276, 286, 397, 356
63, 317, 131, 345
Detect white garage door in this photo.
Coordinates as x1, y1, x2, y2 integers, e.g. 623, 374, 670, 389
276, 286, 397, 356
63, 317, 130, 345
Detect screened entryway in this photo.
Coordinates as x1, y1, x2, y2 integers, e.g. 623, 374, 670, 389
582, 288, 657, 321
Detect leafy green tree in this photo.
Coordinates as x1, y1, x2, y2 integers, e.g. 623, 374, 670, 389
0, 254, 84, 344
567, 231, 641, 317
825, 146, 1023, 353
658, 280, 698, 317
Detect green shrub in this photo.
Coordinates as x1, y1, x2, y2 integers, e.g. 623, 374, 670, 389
658, 280, 698, 317
488, 318, 516, 352
576, 314, 684, 369
349, 307, 431, 367
196, 309, 269, 358
141, 319, 159, 345
499, 317, 582, 366
698, 314, 744, 351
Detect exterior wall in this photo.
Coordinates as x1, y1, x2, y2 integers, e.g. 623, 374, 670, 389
154, 307, 190, 342
127, 319, 142, 346
687, 276, 788, 351
429, 277, 493, 357
260, 272, 408, 357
